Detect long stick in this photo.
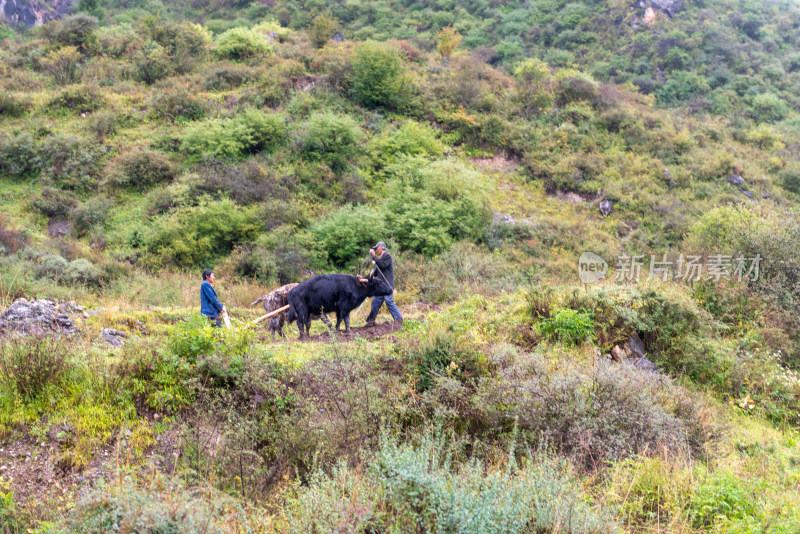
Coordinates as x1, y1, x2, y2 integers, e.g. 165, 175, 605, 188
253, 304, 290, 324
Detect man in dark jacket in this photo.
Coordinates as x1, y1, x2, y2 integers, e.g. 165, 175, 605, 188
365, 241, 403, 325
200, 270, 225, 327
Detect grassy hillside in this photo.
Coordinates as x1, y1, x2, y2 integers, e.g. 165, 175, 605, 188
1, 1, 800, 532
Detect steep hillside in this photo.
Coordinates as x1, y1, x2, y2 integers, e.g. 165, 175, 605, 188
1, 3, 800, 533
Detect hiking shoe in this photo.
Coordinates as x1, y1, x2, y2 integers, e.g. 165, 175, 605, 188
364, 320, 376, 327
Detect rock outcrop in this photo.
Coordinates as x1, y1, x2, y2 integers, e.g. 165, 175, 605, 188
639, 0, 685, 17
0, 298, 76, 334
0, 0, 75, 27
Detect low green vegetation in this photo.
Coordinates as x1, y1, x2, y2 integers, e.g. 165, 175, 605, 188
1, 0, 800, 532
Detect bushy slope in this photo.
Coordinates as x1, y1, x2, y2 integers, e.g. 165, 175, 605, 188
1, 4, 800, 533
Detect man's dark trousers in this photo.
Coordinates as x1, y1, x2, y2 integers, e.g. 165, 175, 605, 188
367, 293, 402, 322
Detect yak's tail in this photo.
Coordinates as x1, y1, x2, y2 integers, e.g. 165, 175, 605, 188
286, 305, 296, 324
250, 296, 266, 306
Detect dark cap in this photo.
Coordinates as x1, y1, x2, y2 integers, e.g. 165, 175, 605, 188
373, 241, 387, 250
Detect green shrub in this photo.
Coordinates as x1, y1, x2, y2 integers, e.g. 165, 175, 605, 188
107, 146, 177, 189
36, 254, 69, 279
298, 112, 363, 173
373, 433, 613, 533
370, 120, 444, 171
214, 27, 272, 61
66, 473, 244, 533
182, 110, 288, 161
169, 315, 218, 362
537, 307, 595, 345
0, 334, 71, 401
382, 157, 490, 255
690, 470, 758, 528
310, 204, 388, 268
751, 93, 788, 123
554, 69, 599, 106
44, 14, 98, 51
40, 134, 105, 192
48, 84, 104, 114
0, 93, 32, 118
409, 330, 483, 392
0, 133, 41, 179
132, 40, 173, 84
71, 196, 111, 234
349, 41, 412, 110
141, 198, 260, 267
64, 258, 102, 286
308, 14, 339, 48
192, 159, 292, 205
202, 64, 257, 90
148, 88, 206, 122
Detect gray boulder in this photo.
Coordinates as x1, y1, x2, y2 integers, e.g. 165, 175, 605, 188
101, 328, 127, 347
0, 298, 76, 334
726, 174, 745, 186
599, 199, 615, 216
647, 0, 685, 17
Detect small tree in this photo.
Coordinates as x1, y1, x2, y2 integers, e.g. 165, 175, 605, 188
41, 46, 82, 86
308, 15, 339, 49
349, 42, 411, 110
436, 25, 462, 58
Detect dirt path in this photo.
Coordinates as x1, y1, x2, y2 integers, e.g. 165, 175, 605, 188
267, 319, 405, 343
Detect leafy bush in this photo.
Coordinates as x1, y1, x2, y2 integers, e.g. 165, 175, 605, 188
141, 198, 260, 267
751, 93, 788, 123
0, 133, 41, 179
537, 307, 595, 345
148, 88, 206, 122
36, 254, 69, 279
408, 329, 483, 392
0, 93, 32, 118
107, 146, 177, 189
297, 112, 363, 173
0, 221, 28, 255
71, 196, 111, 234
310, 204, 387, 268
132, 40, 173, 84
479, 355, 710, 467
370, 120, 444, 171
308, 14, 339, 48
382, 157, 490, 255
182, 110, 288, 161
64, 258, 102, 286
214, 27, 272, 61
202, 64, 257, 90
44, 14, 98, 51
32, 187, 78, 218
40, 134, 105, 191
372, 433, 611, 533
349, 41, 412, 110
65, 473, 245, 533
554, 69, 599, 106
191, 159, 292, 205
0, 334, 71, 401
41, 46, 82, 85
48, 84, 104, 114
690, 470, 758, 528
169, 315, 218, 362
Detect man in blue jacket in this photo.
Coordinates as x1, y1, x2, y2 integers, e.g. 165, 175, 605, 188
200, 270, 225, 327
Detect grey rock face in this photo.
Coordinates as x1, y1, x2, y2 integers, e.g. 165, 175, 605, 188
647, 0, 685, 17
0, 298, 76, 334
0, 0, 75, 27
631, 354, 658, 372
599, 199, 615, 216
